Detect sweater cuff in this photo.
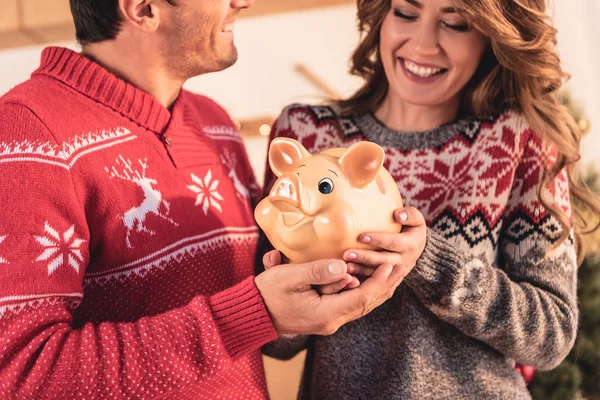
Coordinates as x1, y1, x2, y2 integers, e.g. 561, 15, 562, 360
207, 276, 278, 359
404, 228, 466, 300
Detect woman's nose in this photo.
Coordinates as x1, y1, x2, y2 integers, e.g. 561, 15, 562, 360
414, 23, 441, 56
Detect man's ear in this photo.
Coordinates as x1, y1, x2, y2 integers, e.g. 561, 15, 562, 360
119, 0, 161, 33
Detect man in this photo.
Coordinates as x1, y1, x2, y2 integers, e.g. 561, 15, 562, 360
0, 0, 410, 398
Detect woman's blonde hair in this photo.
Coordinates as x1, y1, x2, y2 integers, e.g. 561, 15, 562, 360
338, 0, 600, 262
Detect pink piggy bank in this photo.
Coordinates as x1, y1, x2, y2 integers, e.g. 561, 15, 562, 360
255, 138, 403, 264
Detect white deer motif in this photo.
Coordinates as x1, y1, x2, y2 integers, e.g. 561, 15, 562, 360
106, 156, 179, 248
221, 149, 250, 201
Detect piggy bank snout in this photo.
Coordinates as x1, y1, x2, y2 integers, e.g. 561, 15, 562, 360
269, 174, 301, 209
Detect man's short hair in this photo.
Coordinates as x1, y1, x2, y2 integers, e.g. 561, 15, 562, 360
69, 0, 176, 46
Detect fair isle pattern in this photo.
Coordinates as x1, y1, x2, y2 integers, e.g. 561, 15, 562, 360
385, 128, 519, 222
0, 294, 83, 319
275, 105, 569, 253
33, 222, 86, 275
271, 106, 347, 153
0, 127, 135, 170
203, 125, 244, 144
503, 137, 572, 218
83, 227, 259, 286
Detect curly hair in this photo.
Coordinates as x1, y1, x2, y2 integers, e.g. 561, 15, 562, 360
338, 0, 600, 262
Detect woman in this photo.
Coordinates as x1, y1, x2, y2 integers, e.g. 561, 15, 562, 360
259, 0, 600, 398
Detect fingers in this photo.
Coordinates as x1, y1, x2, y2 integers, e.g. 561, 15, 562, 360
319, 262, 406, 329
316, 274, 354, 295
394, 206, 426, 228
287, 262, 409, 335
262, 250, 282, 270
346, 276, 360, 289
388, 262, 412, 285
281, 259, 348, 288
346, 262, 376, 277
356, 231, 408, 254
317, 274, 361, 295
345, 249, 402, 268
352, 207, 426, 253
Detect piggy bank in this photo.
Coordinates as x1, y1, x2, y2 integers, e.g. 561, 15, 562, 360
255, 138, 403, 264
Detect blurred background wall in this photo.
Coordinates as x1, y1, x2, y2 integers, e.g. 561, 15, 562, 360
0, 1, 598, 399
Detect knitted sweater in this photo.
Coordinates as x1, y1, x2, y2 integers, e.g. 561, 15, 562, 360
260, 104, 578, 400
0, 47, 278, 399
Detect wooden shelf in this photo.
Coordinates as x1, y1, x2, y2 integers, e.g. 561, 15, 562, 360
0, 30, 36, 49
20, 0, 72, 28
0, 0, 19, 33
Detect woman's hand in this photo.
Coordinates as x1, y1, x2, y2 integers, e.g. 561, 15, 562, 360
317, 207, 427, 294
346, 206, 427, 276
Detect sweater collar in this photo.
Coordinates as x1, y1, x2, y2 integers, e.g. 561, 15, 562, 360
352, 112, 485, 150
32, 46, 175, 134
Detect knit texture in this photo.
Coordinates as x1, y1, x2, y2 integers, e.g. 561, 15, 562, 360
260, 104, 578, 400
0, 47, 278, 399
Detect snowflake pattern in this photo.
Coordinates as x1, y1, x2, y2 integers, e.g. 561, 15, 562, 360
34, 222, 86, 275
0, 235, 8, 264
187, 171, 224, 215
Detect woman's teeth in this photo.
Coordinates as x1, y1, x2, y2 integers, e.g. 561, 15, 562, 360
404, 59, 443, 77
222, 24, 234, 33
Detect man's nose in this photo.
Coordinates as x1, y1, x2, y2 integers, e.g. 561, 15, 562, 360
232, 0, 254, 9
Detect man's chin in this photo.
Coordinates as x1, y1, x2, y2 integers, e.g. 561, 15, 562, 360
175, 47, 239, 79
220, 51, 238, 70
205, 48, 238, 74
183, 58, 235, 79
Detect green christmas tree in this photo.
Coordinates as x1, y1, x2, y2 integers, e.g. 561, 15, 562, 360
529, 247, 600, 399
529, 94, 600, 400
529, 223, 600, 400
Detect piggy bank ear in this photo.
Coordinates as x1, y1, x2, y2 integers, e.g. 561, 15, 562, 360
338, 141, 385, 189
268, 138, 311, 177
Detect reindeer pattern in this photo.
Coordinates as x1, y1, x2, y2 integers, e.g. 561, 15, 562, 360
220, 148, 254, 202
106, 156, 179, 249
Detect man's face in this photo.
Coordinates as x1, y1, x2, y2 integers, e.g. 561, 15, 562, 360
160, 0, 253, 79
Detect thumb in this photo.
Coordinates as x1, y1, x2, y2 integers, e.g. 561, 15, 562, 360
262, 250, 282, 270
284, 259, 348, 288
394, 206, 426, 228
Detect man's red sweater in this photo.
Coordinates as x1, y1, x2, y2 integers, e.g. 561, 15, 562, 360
0, 47, 278, 399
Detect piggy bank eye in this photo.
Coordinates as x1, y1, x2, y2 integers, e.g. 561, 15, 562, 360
318, 178, 334, 194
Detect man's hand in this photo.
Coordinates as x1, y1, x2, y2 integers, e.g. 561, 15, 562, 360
255, 250, 410, 336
